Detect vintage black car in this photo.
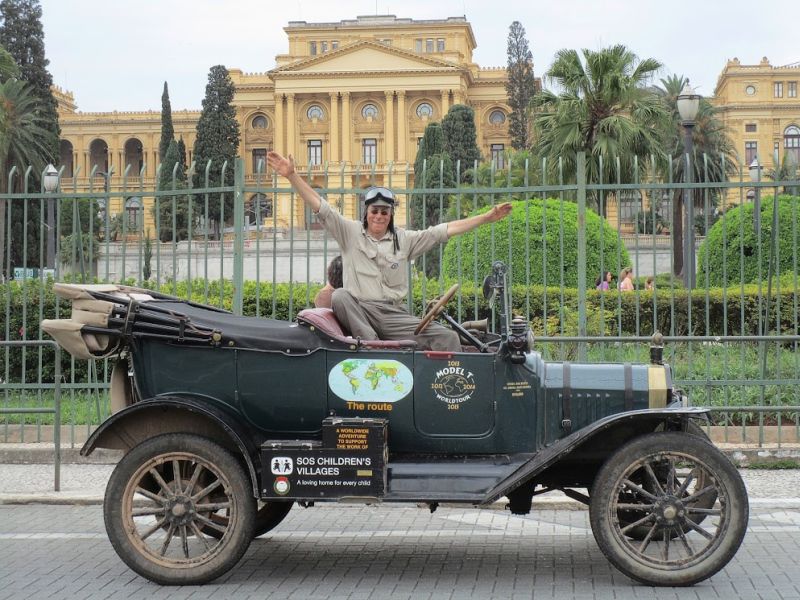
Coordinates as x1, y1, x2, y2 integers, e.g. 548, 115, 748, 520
43, 262, 748, 587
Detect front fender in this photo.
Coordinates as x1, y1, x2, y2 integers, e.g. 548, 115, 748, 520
483, 406, 709, 504
81, 395, 261, 496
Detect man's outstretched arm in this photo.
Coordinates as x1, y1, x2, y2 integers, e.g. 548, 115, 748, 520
446, 202, 513, 239
266, 151, 322, 213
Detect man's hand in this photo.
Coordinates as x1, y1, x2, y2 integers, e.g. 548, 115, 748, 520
446, 201, 514, 238
484, 202, 513, 223
267, 150, 322, 212
267, 151, 295, 178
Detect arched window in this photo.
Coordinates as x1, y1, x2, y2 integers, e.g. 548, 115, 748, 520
89, 139, 109, 173
124, 138, 144, 174
784, 125, 800, 165
416, 102, 433, 118
246, 193, 273, 225
59, 140, 74, 177
125, 197, 143, 232
361, 103, 379, 119
252, 115, 268, 129
489, 110, 506, 125
306, 105, 324, 120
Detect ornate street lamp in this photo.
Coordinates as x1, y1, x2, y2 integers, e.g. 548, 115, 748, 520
42, 164, 60, 269
677, 82, 701, 289
43, 163, 59, 193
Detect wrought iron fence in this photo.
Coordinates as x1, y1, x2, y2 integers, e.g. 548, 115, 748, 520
1, 152, 799, 447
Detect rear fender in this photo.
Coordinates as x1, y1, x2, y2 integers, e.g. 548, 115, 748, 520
80, 395, 261, 496
484, 407, 709, 504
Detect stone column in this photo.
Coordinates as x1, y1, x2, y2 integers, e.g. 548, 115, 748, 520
329, 92, 339, 163
341, 92, 351, 164
286, 93, 296, 159
441, 90, 449, 116
453, 90, 464, 106
396, 91, 407, 164
384, 90, 394, 163
274, 94, 284, 155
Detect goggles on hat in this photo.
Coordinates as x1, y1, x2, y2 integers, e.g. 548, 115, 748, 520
364, 187, 396, 206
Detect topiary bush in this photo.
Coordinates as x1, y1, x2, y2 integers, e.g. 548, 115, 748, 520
698, 195, 800, 286
441, 199, 630, 288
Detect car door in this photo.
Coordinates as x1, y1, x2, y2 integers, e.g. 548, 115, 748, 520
413, 351, 495, 438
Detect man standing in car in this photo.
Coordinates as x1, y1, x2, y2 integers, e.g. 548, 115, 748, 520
267, 150, 512, 351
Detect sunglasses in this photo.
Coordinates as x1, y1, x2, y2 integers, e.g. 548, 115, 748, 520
364, 187, 395, 203
368, 207, 392, 216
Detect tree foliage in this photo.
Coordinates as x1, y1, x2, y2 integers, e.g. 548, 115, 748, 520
155, 140, 190, 242
532, 44, 667, 188
441, 104, 481, 180
0, 0, 59, 160
505, 21, 536, 150
0, 1, 60, 275
442, 199, 630, 289
0, 43, 18, 80
191, 65, 240, 236
697, 195, 800, 287
159, 81, 174, 163
0, 77, 54, 274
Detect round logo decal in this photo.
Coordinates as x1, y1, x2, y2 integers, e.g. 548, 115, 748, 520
328, 359, 413, 402
273, 476, 290, 496
431, 361, 476, 405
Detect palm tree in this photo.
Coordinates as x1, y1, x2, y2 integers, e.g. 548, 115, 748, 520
654, 74, 736, 278
532, 44, 668, 203
0, 77, 54, 276
0, 45, 19, 81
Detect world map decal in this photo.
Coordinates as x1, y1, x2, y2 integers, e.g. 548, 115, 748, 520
328, 359, 413, 402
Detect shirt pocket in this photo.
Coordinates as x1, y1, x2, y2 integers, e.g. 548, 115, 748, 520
382, 252, 408, 288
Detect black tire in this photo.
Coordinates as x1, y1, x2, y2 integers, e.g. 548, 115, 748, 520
590, 432, 748, 586
204, 501, 293, 540
622, 421, 717, 541
104, 434, 256, 585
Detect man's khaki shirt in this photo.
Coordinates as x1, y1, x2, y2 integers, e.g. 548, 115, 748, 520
316, 198, 449, 304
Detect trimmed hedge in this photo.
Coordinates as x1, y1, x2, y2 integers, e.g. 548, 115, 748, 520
441, 199, 631, 288
698, 195, 800, 286
3, 276, 797, 384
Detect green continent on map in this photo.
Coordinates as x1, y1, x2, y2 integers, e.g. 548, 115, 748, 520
348, 377, 361, 394
364, 362, 400, 391
341, 361, 359, 376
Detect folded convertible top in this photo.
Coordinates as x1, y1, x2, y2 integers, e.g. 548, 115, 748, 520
42, 283, 323, 358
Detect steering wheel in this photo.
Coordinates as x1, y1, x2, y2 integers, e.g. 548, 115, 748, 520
414, 283, 460, 335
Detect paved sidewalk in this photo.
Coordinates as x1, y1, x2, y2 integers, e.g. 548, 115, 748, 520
1, 444, 800, 508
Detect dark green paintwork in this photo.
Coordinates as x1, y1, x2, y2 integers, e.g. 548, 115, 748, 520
131, 336, 661, 456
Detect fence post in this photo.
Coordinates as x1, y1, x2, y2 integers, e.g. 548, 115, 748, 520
232, 158, 245, 316
577, 151, 587, 361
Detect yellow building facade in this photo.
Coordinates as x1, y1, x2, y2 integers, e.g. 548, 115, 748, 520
713, 57, 800, 201
54, 15, 513, 234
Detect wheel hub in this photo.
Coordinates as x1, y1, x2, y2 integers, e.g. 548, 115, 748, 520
654, 495, 686, 526
165, 495, 195, 526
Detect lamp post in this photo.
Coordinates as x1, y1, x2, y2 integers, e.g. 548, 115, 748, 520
677, 82, 700, 289
43, 164, 59, 269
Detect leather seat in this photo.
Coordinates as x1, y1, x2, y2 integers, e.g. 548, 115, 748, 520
296, 308, 416, 350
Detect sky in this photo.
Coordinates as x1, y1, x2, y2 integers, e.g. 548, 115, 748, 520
38, 0, 799, 113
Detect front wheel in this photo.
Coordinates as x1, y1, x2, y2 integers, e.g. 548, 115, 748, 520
104, 434, 256, 585
590, 432, 748, 586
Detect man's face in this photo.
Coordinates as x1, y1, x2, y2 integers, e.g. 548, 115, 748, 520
366, 205, 392, 238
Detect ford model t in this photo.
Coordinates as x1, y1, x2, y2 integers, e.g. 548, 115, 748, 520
43, 262, 748, 587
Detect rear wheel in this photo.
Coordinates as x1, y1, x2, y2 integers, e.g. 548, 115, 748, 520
590, 432, 748, 586
104, 434, 256, 585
